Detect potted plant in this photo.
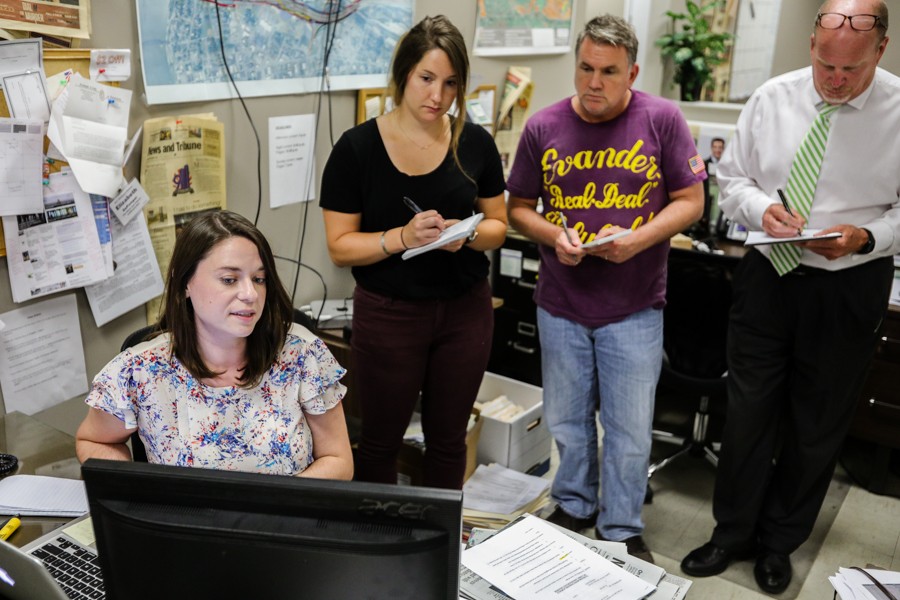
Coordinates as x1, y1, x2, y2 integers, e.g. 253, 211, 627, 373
655, 0, 733, 101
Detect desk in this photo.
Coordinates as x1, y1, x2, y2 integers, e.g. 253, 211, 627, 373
0, 412, 79, 547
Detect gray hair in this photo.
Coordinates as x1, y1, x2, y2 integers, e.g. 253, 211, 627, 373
576, 14, 639, 66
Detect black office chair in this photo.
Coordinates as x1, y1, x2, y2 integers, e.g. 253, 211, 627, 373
647, 252, 734, 489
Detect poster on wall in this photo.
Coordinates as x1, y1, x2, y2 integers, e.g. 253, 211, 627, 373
474, 0, 574, 57
135, 0, 414, 105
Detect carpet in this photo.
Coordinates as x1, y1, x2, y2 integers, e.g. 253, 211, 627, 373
642, 447, 851, 600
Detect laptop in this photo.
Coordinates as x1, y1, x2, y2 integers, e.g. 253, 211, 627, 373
4, 513, 104, 600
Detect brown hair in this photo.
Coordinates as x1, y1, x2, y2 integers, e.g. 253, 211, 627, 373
158, 210, 293, 387
388, 15, 469, 169
577, 14, 639, 66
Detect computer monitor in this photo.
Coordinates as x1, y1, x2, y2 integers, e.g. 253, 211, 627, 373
81, 459, 462, 599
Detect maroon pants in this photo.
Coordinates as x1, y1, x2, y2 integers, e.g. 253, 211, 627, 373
350, 279, 493, 489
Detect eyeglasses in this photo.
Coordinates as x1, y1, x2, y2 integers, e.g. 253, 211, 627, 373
816, 12, 885, 31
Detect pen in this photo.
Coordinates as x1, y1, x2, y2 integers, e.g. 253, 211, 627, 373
0, 514, 20, 541
402, 196, 423, 214
777, 188, 803, 235
559, 213, 577, 246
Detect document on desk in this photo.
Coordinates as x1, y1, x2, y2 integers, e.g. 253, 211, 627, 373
744, 230, 842, 246
461, 514, 656, 599
402, 213, 484, 260
0, 475, 88, 517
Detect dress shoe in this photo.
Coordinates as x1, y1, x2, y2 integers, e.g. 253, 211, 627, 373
543, 506, 597, 532
754, 551, 792, 594
680, 542, 737, 577
596, 530, 654, 564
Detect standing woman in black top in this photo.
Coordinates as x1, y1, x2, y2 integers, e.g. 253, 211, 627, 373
320, 15, 507, 489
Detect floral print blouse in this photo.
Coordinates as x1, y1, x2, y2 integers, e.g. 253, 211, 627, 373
86, 324, 346, 475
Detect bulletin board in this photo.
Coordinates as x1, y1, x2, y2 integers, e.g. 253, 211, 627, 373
0, 49, 118, 257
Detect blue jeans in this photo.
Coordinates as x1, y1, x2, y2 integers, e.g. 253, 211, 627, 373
538, 306, 662, 540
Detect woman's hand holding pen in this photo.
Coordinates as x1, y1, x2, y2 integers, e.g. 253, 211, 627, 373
401, 209, 446, 249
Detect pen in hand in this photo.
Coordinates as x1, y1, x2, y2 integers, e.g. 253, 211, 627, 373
777, 188, 803, 236
559, 213, 577, 246
403, 196, 423, 214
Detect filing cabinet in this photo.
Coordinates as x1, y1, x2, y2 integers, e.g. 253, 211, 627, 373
488, 233, 542, 386
849, 305, 900, 448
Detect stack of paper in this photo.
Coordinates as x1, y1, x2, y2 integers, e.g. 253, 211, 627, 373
462, 515, 666, 600
462, 463, 550, 531
830, 566, 900, 599
461, 517, 692, 600
475, 395, 524, 422
0, 474, 88, 517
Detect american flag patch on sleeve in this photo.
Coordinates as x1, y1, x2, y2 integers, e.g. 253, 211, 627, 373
689, 154, 705, 174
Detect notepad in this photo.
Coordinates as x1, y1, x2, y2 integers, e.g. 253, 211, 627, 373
0, 474, 88, 517
401, 213, 484, 260
581, 228, 632, 248
744, 230, 842, 246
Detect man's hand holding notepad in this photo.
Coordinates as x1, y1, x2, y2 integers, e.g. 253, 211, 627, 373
744, 230, 842, 246
402, 213, 484, 260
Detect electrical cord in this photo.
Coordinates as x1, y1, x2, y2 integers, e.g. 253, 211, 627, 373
213, 0, 263, 226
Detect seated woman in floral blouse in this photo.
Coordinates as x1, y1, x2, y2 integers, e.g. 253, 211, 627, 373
75, 210, 353, 480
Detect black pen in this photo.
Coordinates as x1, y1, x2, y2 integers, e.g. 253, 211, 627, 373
777, 188, 803, 236
403, 196, 423, 214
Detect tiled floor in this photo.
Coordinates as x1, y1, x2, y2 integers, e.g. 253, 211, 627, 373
543, 436, 900, 599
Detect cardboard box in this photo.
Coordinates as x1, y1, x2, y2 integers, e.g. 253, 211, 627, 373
476, 372, 551, 476
396, 410, 483, 486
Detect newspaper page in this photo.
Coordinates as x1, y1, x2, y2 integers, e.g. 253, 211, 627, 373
494, 66, 534, 177
2, 170, 108, 303
140, 114, 226, 321
0, 0, 91, 40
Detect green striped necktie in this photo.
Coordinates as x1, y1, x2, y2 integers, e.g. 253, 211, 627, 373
769, 102, 841, 276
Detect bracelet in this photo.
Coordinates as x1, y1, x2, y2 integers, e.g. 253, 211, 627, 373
379, 231, 391, 256
399, 227, 410, 250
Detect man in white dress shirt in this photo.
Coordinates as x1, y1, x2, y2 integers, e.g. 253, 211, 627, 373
681, 0, 900, 594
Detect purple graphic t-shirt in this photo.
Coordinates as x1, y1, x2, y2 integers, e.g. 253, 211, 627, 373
507, 92, 705, 327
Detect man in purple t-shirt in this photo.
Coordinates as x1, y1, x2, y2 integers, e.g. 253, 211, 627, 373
507, 14, 705, 563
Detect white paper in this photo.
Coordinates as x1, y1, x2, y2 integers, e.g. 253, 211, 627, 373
0, 117, 44, 215
402, 213, 484, 260
47, 73, 131, 197
0, 474, 88, 517
109, 177, 149, 226
581, 229, 633, 248
0, 294, 88, 415
85, 211, 164, 327
830, 567, 900, 600
268, 114, 316, 207
90, 49, 131, 82
0, 39, 42, 90
2, 171, 110, 303
2, 70, 51, 122
744, 229, 842, 246
461, 514, 656, 600
463, 463, 550, 515
45, 68, 74, 103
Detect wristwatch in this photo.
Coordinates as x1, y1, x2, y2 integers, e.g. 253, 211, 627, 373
858, 228, 875, 255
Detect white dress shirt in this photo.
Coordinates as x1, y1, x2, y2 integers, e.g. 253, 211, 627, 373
718, 66, 900, 270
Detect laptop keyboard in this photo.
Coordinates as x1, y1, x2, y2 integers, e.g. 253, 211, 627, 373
29, 536, 105, 600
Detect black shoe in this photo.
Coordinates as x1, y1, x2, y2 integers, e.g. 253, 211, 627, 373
597, 530, 654, 564
754, 551, 792, 594
543, 506, 597, 532
681, 542, 738, 577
